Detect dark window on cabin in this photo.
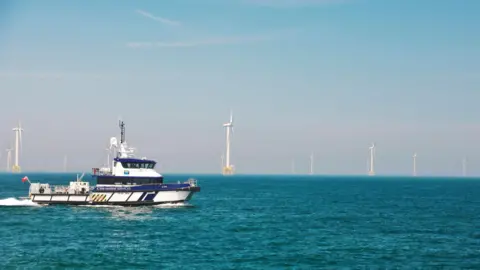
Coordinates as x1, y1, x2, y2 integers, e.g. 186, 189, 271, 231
97, 177, 163, 185
120, 162, 156, 169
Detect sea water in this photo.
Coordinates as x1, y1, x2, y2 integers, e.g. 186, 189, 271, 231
1, 173, 480, 269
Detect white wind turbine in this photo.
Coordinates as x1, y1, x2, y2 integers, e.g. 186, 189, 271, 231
309, 153, 314, 175
63, 155, 68, 172
5, 148, 12, 172
462, 157, 467, 177
108, 137, 118, 170
368, 143, 375, 176
222, 111, 235, 175
221, 154, 225, 170
413, 152, 417, 177
105, 148, 111, 168
12, 121, 24, 173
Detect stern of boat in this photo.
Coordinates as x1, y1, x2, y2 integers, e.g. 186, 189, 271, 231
185, 178, 201, 192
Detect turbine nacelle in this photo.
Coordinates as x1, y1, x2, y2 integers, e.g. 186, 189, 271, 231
223, 111, 234, 134
12, 121, 24, 149
223, 110, 234, 127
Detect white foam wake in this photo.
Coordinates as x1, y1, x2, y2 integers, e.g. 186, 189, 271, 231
79, 204, 123, 208
153, 202, 192, 208
0, 197, 41, 207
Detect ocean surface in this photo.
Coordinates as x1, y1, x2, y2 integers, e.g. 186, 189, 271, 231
1, 173, 480, 269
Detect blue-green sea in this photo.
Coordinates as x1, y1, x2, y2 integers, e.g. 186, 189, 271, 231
1, 173, 480, 269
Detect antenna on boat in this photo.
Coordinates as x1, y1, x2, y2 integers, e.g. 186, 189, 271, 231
77, 172, 85, 182
119, 120, 125, 144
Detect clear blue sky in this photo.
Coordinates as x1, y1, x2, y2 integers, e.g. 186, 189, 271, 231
0, 0, 479, 175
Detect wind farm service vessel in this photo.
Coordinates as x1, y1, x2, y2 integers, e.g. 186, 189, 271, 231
24, 121, 201, 206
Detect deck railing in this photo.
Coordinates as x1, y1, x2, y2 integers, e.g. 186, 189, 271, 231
41, 185, 92, 195
91, 168, 113, 176
53, 185, 70, 194
186, 178, 198, 187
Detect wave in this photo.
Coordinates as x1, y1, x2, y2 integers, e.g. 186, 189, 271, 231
78, 204, 123, 208
153, 202, 193, 208
0, 197, 41, 207
0, 198, 192, 208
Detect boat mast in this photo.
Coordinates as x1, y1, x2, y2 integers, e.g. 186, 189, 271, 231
119, 120, 125, 144
117, 120, 130, 158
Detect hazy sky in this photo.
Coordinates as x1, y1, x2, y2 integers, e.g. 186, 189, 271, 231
0, 0, 479, 175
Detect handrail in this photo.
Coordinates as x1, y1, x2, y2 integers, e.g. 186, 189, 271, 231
53, 185, 69, 193
33, 184, 91, 195
186, 178, 198, 187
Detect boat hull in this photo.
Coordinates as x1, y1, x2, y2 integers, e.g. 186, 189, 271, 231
30, 187, 200, 206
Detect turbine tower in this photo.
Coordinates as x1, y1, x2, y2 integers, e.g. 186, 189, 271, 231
222, 111, 235, 175
12, 122, 24, 173
309, 153, 314, 175
63, 155, 67, 172
105, 148, 111, 168
413, 152, 417, 177
291, 159, 295, 174
368, 143, 375, 176
462, 157, 467, 177
221, 154, 225, 171
108, 136, 118, 170
5, 148, 12, 172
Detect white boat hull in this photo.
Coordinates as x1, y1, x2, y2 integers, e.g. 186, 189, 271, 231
30, 189, 197, 206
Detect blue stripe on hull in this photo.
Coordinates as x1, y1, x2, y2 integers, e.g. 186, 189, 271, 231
138, 192, 147, 202
144, 192, 157, 201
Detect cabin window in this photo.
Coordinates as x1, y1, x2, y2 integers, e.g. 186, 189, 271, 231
97, 176, 163, 185
120, 162, 156, 169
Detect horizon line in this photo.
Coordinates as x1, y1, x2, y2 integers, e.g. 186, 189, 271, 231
0, 172, 477, 179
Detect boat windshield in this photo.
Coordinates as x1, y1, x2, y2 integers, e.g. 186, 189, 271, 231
121, 162, 155, 169
97, 176, 163, 185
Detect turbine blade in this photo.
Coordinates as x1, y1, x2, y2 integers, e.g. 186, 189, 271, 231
19, 122, 23, 151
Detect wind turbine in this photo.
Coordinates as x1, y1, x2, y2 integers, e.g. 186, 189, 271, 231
5, 148, 12, 172
63, 155, 68, 172
12, 121, 24, 173
309, 153, 314, 175
109, 136, 118, 168
413, 152, 417, 177
462, 157, 467, 177
368, 143, 375, 176
221, 154, 224, 170
222, 111, 235, 175
291, 159, 295, 174
105, 148, 111, 168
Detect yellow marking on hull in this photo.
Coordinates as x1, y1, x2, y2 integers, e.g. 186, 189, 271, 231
91, 193, 107, 202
